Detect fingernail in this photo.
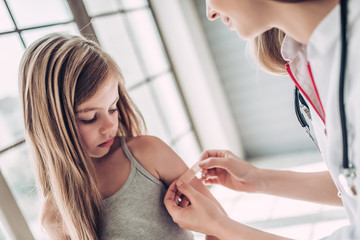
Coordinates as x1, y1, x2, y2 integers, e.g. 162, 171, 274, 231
176, 181, 183, 188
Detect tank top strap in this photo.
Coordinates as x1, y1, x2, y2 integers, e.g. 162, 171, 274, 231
120, 137, 163, 185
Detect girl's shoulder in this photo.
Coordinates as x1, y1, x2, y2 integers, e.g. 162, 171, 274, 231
125, 135, 167, 152
125, 135, 188, 185
125, 135, 176, 163
124, 135, 170, 180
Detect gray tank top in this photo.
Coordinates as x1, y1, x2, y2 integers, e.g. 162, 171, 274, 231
100, 137, 194, 240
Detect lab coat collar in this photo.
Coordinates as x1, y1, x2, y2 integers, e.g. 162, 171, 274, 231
281, 35, 302, 62
280, 3, 341, 125
306, 4, 340, 61
281, 4, 339, 62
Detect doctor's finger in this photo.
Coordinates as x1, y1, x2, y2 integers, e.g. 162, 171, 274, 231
200, 150, 229, 160
176, 181, 203, 204
164, 181, 179, 205
178, 195, 191, 208
199, 157, 232, 170
202, 177, 220, 185
203, 168, 223, 176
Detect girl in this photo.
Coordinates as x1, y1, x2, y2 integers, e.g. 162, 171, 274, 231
164, 0, 360, 239
19, 33, 224, 239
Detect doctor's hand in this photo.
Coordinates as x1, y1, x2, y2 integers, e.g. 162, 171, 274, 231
165, 180, 292, 240
199, 150, 260, 192
164, 180, 226, 237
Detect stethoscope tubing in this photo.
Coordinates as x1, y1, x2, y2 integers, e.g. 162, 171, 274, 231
339, 0, 349, 169
294, 0, 357, 196
294, 0, 349, 169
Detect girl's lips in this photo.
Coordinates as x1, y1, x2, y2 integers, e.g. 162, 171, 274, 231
98, 137, 115, 148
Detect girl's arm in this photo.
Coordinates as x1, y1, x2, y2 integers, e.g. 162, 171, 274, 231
128, 135, 226, 239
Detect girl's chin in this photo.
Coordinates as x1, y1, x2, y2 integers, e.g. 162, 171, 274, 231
89, 148, 110, 159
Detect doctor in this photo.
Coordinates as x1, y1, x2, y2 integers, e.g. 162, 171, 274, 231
164, 0, 360, 239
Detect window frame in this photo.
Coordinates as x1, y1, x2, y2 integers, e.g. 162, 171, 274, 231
0, 0, 203, 238
149, 0, 243, 155
0, 170, 34, 239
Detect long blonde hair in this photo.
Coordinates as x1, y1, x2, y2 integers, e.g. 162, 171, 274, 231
250, 28, 288, 75
19, 33, 145, 239
250, 0, 311, 75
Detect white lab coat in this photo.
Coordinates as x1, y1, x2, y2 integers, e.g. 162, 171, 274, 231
281, 0, 360, 238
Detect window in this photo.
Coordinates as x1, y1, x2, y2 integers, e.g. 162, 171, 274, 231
0, 0, 200, 238
83, 0, 201, 164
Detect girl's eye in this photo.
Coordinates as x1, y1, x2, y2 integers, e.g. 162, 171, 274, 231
80, 116, 97, 124
109, 108, 118, 114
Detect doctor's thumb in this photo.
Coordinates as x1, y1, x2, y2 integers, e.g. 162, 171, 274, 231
176, 181, 199, 202
199, 157, 228, 170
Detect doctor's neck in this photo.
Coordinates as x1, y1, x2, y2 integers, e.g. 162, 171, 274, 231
271, 0, 339, 45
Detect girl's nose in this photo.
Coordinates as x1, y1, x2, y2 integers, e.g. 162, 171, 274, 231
207, 6, 219, 21
100, 117, 115, 134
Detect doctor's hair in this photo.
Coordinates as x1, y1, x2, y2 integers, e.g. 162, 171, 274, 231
251, 0, 310, 75
19, 33, 145, 240
250, 28, 287, 75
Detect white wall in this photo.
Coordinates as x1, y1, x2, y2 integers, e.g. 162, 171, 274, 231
150, 0, 245, 157
192, 0, 318, 158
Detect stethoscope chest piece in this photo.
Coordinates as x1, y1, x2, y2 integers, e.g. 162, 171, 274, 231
338, 165, 357, 197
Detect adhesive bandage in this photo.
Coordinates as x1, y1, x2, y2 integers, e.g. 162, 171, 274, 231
178, 161, 202, 184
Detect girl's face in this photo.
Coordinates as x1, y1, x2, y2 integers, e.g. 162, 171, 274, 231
206, 0, 272, 39
75, 76, 119, 159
